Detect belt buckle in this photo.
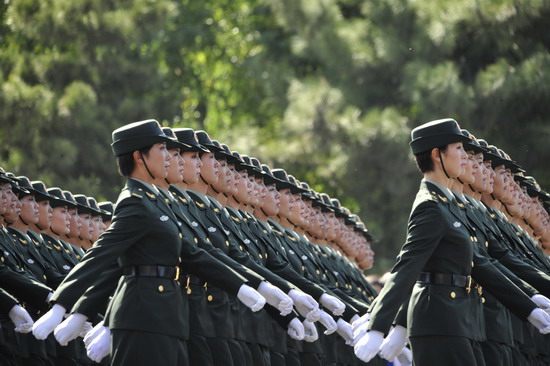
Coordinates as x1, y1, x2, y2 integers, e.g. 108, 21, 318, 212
466, 276, 472, 293
174, 266, 180, 281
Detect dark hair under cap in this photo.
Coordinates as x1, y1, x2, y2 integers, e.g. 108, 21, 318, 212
410, 118, 471, 155
111, 119, 172, 157
62, 191, 79, 209
47, 187, 72, 208
196, 130, 223, 152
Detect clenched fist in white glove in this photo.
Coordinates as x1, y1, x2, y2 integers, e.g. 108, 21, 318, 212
238, 284, 266, 312
527, 308, 550, 334
32, 304, 66, 340
303, 320, 319, 342
287, 317, 305, 340
354, 330, 384, 362
318, 309, 337, 335
532, 294, 550, 313
320, 293, 345, 316
54, 313, 88, 346
288, 289, 320, 321
257, 281, 293, 316
86, 325, 111, 362
351, 312, 370, 333
379, 325, 408, 361
9, 305, 34, 333
336, 318, 354, 345
84, 321, 105, 347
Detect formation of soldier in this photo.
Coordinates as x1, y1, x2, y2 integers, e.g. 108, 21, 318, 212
0, 120, 380, 366
1, 118, 550, 366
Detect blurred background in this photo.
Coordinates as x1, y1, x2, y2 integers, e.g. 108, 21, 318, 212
1, 0, 549, 274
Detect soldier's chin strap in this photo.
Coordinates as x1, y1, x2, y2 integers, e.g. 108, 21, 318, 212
139, 151, 156, 180
438, 149, 451, 180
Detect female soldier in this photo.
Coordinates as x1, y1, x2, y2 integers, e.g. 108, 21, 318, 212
32, 120, 265, 366
354, 118, 550, 365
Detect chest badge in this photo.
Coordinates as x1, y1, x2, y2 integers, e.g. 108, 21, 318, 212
453, 222, 462, 228
160, 215, 169, 222
208, 227, 216, 233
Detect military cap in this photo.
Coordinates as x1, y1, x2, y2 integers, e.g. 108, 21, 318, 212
172, 128, 210, 153
73, 194, 97, 215
161, 127, 192, 151
0, 168, 14, 184
62, 191, 79, 209
331, 198, 347, 218
231, 151, 250, 172
18, 176, 51, 201
47, 187, 72, 208
241, 156, 263, 177
272, 169, 298, 192
219, 144, 238, 164
320, 193, 335, 212
111, 119, 172, 156
345, 213, 358, 226
288, 175, 308, 194
196, 130, 223, 152
410, 118, 470, 155
260, 165, 281, 186
212, 140, 237, 163
497, 149, 524, 173
523, 177, 549, 200
5, 173, 30, 196
31, 181, 55, 202
485, 145, 508, 168
460, 130, 487, 154
98, 201, 114, 222
299, 182, 316, 200
87, 197, 102, 217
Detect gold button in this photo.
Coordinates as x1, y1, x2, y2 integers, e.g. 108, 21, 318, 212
450, 292, 456, 298
1, 257, 4, 262
258, 253, 263, 259
482, 297, 485, 303
239, 245, 243, 251
178, 233, 183, 239
471, 261, 474, 267
335, 282, 339, 287
187, 288, 192, 295
43, 275, 47, 280
158, 285, 165, 292
225, 241, 230, 247
207, 295, 213, 302
316, 269, 320, 275
485, 241, 489, 248
301, 265, 305, 271
194, 237, 198, 244
474, 237, 478, 242
470, 236, 475, 242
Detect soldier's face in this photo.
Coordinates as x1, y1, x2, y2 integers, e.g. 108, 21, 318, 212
0, 183, 7, 215
470, 153, 486, 192
278, 188, 293, 218
51, 206, 71, 235
262, 184, 280, 216
19, 195, 39, 225
458, 151, 477, 185
439, 142, 468, 179
211, 159, 229, 193
230, 166, 240, 195
66, 208, 81, 238
235, 171, 250, 203
482, 162, 495, 194
492, 165, 508, 200
200, 153, 219, 185
181, 152, 202, 184
78, 213, 94, 241
256, 179, 267, 206
142, 142, 170, 180
36, 200, 52, 230
91, 216, 103, 242
4, 190, 21, 224
166, 149, 184, 184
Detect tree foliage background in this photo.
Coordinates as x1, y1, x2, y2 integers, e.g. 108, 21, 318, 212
1, 0, 549, 273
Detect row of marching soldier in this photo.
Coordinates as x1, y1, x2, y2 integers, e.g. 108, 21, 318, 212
1, 120, 381, 366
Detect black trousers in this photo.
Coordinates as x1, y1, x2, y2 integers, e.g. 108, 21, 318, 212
480, 340, 513, 366
410, 335, 486, 366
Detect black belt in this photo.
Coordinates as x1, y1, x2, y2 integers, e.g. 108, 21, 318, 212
123, 265, 180, 281
417, 272, 471, 289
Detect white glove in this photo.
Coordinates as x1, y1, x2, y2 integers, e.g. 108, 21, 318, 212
288, 289, 320, 321
84, 321, 105, 347
350, 314, 360, 324
379, 325, 408, 361
79, 322, 93, 338
303, 320, 319, 342
336, 318, 354, 345
351, 312, 370, 333
257, 282, 294, 316
527, 308, 550, 334
352, 314, 371, 344
287, 317, 305, 340
320, 293, 345, 316
396, 347, 413, 366
354, 330, 384, 362
532, 294, 550, 312
46, 292, 54, 302
32, 304, 66, 340
318, 309, 338, 335
86, 325, 111, 363
9, 305, 34, 333
54, 312, 89, 346
237, 284, 266, 312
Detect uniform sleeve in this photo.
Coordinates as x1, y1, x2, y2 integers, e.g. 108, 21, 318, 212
471, 249, 536, 320
51, 197, 148, 310
0, 287, 19, 315
0, 263, 51, 307
368, 201, 444, 335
